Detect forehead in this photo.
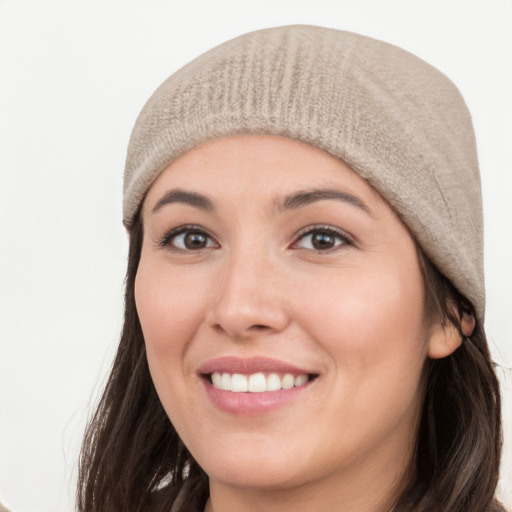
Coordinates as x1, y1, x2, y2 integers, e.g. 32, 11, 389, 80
143, 134, 383, 210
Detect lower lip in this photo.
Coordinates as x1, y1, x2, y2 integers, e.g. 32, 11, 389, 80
202, 379, 311, 416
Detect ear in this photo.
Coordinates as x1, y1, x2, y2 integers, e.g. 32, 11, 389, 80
427, 306, 476, 360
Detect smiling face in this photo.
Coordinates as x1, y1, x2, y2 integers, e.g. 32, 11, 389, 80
135, 135, 447, 509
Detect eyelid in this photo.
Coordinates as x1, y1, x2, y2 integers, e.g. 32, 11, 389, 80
157, 224, 219, 250
156, 223, 354, 252
291, 224, 355, 251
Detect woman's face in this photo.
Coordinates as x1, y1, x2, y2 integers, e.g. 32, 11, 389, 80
135, 135, 443, 498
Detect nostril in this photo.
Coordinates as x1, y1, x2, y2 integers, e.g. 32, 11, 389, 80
212, 324, 225, 334
212, 322, 275, 340
251, 324, 269, 330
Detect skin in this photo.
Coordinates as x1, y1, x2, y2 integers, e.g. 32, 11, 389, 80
135, 135, 464, 512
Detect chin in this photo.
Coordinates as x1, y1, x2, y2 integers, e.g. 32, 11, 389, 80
204, 462, 303, 490
192, 441, 309, 490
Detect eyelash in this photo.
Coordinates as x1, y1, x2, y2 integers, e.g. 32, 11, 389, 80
158, 224, 219, 252
158, 224, 354, 253
291, 225, 354, 253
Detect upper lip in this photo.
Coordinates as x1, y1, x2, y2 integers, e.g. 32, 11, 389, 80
198, 356, 316, 376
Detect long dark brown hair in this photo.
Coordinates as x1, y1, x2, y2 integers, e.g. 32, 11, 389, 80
78, 210, 505, 512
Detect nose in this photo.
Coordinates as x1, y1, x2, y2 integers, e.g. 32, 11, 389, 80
206, 249, 291, 341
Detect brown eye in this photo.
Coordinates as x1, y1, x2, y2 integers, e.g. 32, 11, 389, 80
161, 227, 218, 251
183, 232, 209, 249
310, 232, 337, 250
294, 227, 351, 252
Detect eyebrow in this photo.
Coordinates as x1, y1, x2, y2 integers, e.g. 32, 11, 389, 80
151, 187, 370, 216
277, 188, 371, 214
151, 189, 214, 213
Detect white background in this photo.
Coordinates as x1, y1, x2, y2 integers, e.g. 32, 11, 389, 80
0, 1, 511, 510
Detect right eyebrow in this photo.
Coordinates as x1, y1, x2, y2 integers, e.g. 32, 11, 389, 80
151, 189, 215, 213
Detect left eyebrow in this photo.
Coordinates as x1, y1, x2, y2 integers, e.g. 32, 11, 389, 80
276, 188, 371, 215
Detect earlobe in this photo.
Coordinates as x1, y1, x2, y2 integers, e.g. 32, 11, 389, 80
427, 321, 463, 359
427, 306, 476, 360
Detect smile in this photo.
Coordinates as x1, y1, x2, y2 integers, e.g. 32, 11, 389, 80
198, 357, 319, 414
210, 372, 310, 393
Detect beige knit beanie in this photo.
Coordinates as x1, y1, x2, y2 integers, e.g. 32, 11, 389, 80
123, 25, 484, 321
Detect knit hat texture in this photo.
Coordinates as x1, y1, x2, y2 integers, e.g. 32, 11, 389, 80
123, 25, 484, 321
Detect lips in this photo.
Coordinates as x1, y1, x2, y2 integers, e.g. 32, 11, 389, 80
198, 357, 318, 415
199, 356, 316, 375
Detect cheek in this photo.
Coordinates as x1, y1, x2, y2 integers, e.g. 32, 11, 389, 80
134, 258, 217, 435
134, 258, 210, 385
297, 258, 429, 387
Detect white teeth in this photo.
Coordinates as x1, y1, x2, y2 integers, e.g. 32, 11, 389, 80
248, 373, 266, 392
231, 373, 248, 392
295, 374, 308, 387
281, 374, 295, 390
210, 371, 311, 393
211, 372, 222, 388
221, 373, 231, 391
266, 373, 281, 391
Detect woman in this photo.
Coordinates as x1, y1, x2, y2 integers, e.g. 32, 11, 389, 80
78, 25, 505, 511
